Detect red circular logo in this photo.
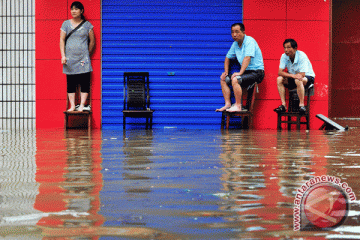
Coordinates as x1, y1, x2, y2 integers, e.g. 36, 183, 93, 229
303, 184, 348, 229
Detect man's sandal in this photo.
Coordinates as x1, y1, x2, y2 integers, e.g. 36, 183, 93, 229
274, 105, 286, 113
299, 106, 307, 114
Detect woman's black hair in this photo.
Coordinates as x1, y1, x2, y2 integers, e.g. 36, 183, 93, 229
70, 1, 85, 20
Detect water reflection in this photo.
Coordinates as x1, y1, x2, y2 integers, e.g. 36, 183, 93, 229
34, 129, 104, 237
218, 131, 288, 237
0, 130, 40, 239
100, 130, 179, 238
122, 130, 153, 197
320, 129, 360, 234
0, 128, 360, 239
276, 131, 329, 198
63, 130, 104, 227
217, 131, 340, 238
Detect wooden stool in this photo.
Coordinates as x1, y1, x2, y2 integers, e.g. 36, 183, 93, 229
277, 84, 314, 130
221, 83, 258, 129
64, 84, 91, 130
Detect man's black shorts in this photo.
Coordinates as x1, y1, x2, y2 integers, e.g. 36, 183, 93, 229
284, 76, 315, 90
225, 70, 265, 89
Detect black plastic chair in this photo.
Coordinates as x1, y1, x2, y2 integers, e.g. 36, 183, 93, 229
122, 72, 154, 129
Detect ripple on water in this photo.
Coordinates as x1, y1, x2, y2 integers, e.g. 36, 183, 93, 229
1, 128, 360, 239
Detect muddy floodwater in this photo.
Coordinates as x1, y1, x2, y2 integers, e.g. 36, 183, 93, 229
1, 121, 360, 239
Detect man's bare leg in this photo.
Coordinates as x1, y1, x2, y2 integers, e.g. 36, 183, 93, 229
296, 77, 308, 107
216, 74, 232, 112
277, 76, 287, 108
226, 77, 242, 112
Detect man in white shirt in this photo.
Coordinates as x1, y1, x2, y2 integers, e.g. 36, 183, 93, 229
274, 39, 315, 114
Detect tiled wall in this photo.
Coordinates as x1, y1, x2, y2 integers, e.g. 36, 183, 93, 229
35, 0, 101, 128
0, 0, 36, 129
243, 0, 330, 129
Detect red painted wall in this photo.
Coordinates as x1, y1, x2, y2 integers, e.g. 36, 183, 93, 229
331, 0, 360, 117
244, 0, 330, 129
36, 0, 101, 129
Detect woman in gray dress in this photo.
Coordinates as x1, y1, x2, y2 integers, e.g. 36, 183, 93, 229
60, 1, 95, 112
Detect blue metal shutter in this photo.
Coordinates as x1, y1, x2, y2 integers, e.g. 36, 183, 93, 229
102, 0, 242, 129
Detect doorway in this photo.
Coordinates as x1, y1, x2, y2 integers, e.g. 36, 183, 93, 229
331, 0, 360, 117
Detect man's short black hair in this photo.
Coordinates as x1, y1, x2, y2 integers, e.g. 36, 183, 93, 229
283, 39, 298, 49
231, 23, 245, 32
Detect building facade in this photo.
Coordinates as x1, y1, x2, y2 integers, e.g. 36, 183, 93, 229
1, 0, 338, 129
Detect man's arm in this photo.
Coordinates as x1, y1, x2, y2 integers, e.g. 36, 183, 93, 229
224, 57, 230, 76
278, 68, 304, 80
239, 56, 251, 75
232, 56, 251, 77
220, 57, 231, 80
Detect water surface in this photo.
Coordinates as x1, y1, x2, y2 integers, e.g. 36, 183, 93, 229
0, 125, 360, 239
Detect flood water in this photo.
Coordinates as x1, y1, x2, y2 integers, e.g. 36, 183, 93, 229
1, 121, 360, 239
